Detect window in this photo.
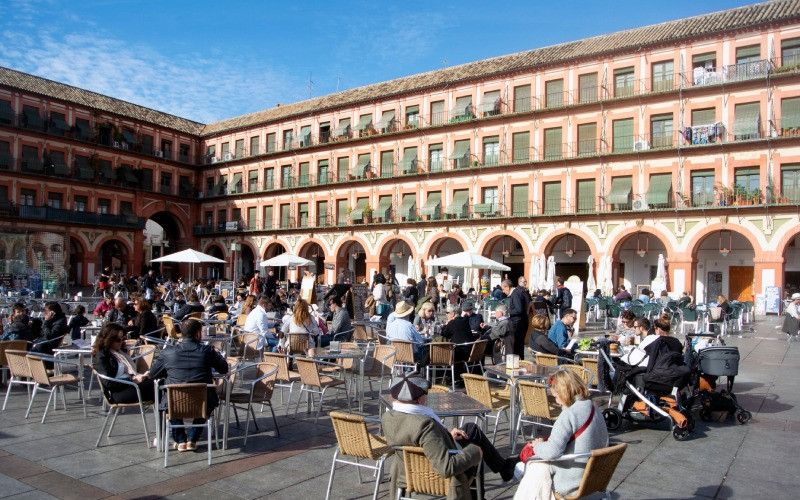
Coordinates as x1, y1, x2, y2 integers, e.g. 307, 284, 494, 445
0, 185, 7, 202
141, 134, 154, 155
646, 174, 673, 208
377, 110, 395, 133
262, 205, 273, 229
732, 45, 765, 81
298, 203, 309, 228
692, 108, 716, 126
0, 99, 13, 125
247, 136, 259, 157
120, 201, 133, 215
337, 157, 349, 181
355, 153, 371, 178
73, 195, 87, 212
248, 170, 258, 191
264, 168, 274, 190
356, 114, 373, 136
74, 118, 91, 141
691, 170, 715, 206
380, 150, 394, 177
482, 187, 498, 213
650, 114, 673, 148
513, 84, 531, 112
512, 184, 528, 216
400, 147, 418, 174
405, 105, 419, 129
281, 165, 293, 188
0, 140, 10, 169
318, 160, 329, 184
543, 182, 561, 214
207, 144, 216, 159
350, 197, 369, 222
204, 211, 212, 227
266, 133, 276, 152
49, 112, 67, 136
453, 95, 473, 120
607, 176, 633, 209
247, 207, 257, 230
651, 61, 674, 92
221, 142, 230, 159
228, 173, 241, 194
337, 199, 348, 225
613, 118, 634, 152
235, 139, 244, 158
319, 122, 331, 142
781, 38, 800, 68
98, 198, 111, 214
429, 143, 443, 172
317, 201, 329, 226
736, 45, 760, 64
49, 150, 69, 176
578, 73, 598, 103
512, 132, 530, 163
732, 102, 761, 140
483, 136, 499, 166
545, 79, 564, 108
298, 125, 312, 146
282, 130, 293, 150
232, 208, 241, 227
431, 100, 445, 126
446, 189, 469, 218
179, 144, 189, 162
782, 165, 800, 203
480, 90, 501, 117
614, 67, 634, 97
399, 193, 416, 220
279, 204, 291, 228
735, 167, 760, 200
781, 97, 800, 135
206, 177, 215, 195
334, 118, 350, 139
421, 192, 442, 219
160, 172, 172, 195
451, 139, 470, 168
577, 123, 597, 155
299, 162, 310, 186
47, 192, 62, 209
21, 145, 42, 173
375, 195, 392, 221
161, 140, 172, 160
576, 179, 596, 213
692, 52, 716, 70
692, 52, 718, 85
141, 168, 153, 191
544, 127, 562, 160
22, 105, 41, 130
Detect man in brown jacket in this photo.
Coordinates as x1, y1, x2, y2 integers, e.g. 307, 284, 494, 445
381, 373, 517, 499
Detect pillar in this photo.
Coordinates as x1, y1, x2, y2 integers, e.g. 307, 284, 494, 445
754, 254, 784, 297
668, 253, 695, 297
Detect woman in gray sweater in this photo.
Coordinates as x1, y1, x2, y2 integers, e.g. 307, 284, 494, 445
515, 369, 609, 498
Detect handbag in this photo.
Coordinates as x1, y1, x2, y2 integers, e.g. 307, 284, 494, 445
519, 405, 596, 462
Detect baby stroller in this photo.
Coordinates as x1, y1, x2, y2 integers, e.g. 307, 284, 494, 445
594, 339, 695, 441
686, 333, 751, 424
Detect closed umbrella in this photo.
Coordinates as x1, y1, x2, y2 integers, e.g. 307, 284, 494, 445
586, 255, 597, 293
407, 255, 416, 282
530, 257, 539, 294
426, 255, 437, 276
651, 253, 667, 296
536, 255, 546, 291
601, 256, 615, 297
545, 256, 556, 292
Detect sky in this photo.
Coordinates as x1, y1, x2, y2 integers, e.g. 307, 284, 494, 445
0, 0, 758, 124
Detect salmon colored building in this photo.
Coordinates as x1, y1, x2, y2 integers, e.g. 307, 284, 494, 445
2, 1, 800, 302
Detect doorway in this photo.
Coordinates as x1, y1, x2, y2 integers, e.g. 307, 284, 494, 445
729, 266, 754, 302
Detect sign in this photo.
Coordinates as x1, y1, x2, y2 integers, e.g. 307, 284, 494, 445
300, 274, 317, 303
755, 293, 766, 316
0, 273, 12, 288
225, 221, 239, 231
765, 286, 781, 315
564, 278, 584, 334
351, 283, 369, 320
219, 280, 234, 298
324, 263, 335, 270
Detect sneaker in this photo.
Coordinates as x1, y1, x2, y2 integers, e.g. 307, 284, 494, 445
174, 442, 188, 452
186, 441, 197, 451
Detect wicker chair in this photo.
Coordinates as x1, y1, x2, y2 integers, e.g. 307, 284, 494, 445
426, 342, 455, 390
516, 380, 560, 442
535, 353, 559, 367
94, 370, 155, 449
0, 340, 28, 385
361, 345, 396, 397
460, 373, 510, 444
134, 346, 157, 374
163, 383, 216, 467
397, 446, 475, 499
522, 442, 627, 499
581, 358, 599, 389
326, 411, 394, 500
353, 324, 371, 342
235, 331, 261, 361
2, 349, 35, 411
429, 384, 451, 393
561, 364, 594, 387
263, 351, 301, 412
461, 339, 488, 375
162, 315, 179, 340
236, 314, 247, 326
390, 340, 418, 375
293, 357, 351, 423
286, 333, 310, 356
25, 353, 86, 423
226, 362, 280, 445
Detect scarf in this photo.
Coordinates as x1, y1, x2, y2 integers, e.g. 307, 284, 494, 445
111, 350, 137, 377
392, 401, 447, 430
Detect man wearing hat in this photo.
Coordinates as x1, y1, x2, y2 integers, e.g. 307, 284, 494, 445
386, 300, 428, 364
783, 293, 800, 339
382, 372, 518, 499
462, 300, 490, 336
441, 304, 477, 382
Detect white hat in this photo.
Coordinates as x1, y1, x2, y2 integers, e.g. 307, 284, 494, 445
792, 292, 800, 300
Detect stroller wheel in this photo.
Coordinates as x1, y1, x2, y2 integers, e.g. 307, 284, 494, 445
685, 413, 696, 433
699, 409, 713, 422
672, 425, 691, 441
603, 408, 623, 430
736, 410, 752, 424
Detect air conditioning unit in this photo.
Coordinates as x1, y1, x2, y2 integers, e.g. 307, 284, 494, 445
113, 141, 121, 148
225, 221, 239, 231
120, 142, 129, 150
210, 157, 219, 163
223, 153, 233, 161
634, 140, 650, 151
154, 150, 163, 158
632, 198, 649, 211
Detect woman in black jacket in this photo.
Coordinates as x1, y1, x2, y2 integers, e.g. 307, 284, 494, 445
31, 301, 68, 355
67, 305, 90, 340
130, 298, 158, 339
92, 323, 154, 403
528, 313, 560, 356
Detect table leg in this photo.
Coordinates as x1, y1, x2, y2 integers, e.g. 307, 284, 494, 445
509, 381, 518, 454
359, 358, 365, 413
223, 381, 231, 450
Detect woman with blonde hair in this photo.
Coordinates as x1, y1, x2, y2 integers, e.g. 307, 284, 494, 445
413, 301, 437, 335
280, 297, 321, 354
514, 369, 608, 499
241, 295, 257, 316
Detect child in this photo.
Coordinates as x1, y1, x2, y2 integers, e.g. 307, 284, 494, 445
68, 305, 90, 340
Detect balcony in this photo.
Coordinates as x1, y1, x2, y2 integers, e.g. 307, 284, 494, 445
0, 204, 145, 228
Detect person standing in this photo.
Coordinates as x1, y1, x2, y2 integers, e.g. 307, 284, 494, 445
554, 277, 573, 319
416, 273, 427, 302
141, 269, 157, 301
249, 270, 262, 296
265, 269, 279, 298
503, 278, 530, 358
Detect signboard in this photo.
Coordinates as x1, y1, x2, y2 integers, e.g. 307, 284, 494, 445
225, 221, 239, 231
0, 273, 12, 288
765, 286, 781, 315
351, 283, 369, 320
300, 274, 317, 303
0, 231, 67, 298
324, 263, 335, 270
564, 278, 585, 334
219, 280, 234, 298
755, 293, 766, 316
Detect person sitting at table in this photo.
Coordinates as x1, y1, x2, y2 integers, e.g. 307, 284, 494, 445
93, 294, 114, 318
614, 285, 632, 302
615, 309, 637, 340
514, 369, 608, 499
67, 305, 90, 341
244, 296, 279, 352
528, 313, 559, 356
441, 304, 477, 380
547, 308, 577, 357
228, 292, 247, 318
479, 304, 515, 364
1, 311, 35, 343
382, 372, 519, 499
386, 301, 428, 365
659, 290, 671, 306
106, 296, 137, 327
321, 296, 351, 346
462, 300, 489, 336
413, 302, 437, 335
149, 319, 229, 452
279, 297, 320, 355
208, 295, 228, 315
171, 291, 187, 314
716, 294, 733, 317
403, 278, 419, 305
92, 322, 155, 403
129, 298, 157, 340
31, 302, 68, 356
174, 293, 204, 320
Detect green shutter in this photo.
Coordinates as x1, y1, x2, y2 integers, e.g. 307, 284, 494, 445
263, 206, 273, 228
512, 184, 528, 216
446, 190, 470, 217
614, 68, 634, 97
544, 128, 562, 159
692, 108, 716, 126
431, 101, 445, 125
401, 147, 418, 173
399, 193, 416, 219
545, 79, 564, 107
579, 73, 598, 103
736, 45, 760, 59
513, 132, 530, 163
577, 123, 597, 155
338, 157, 349, 180
355, 154, 371, 178
454, 95, 473, 118
299, 162, 309, 186
607, 176, 633, 205
577, 179, 596, 213
318, 201, 328, 226
782, 97, 800, 130
349, 198, 369, 221
543, 182, 561, 214
613, 119, 634, 152
646, 174, 673, 205
783, 38, 800, 49
782, 167, 800, 202
514, 85, 531, 112
337, 199, 348, 224
733, 102, 760, 136
693, 52, 716, 65
356, 114, 372, 132
421, 192, 442, 217
376, 196, 393, 221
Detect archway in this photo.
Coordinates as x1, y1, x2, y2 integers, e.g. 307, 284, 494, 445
612, 232, 669, 296
482, 234, 527, 284
783, 232, 800, 296
544, 234, 592, 291
144, 211, 186, 277
99, 239, 130, 277
299, 241, 326, 283
69, 236, 84, 286
692, 230, 755, 303
427, 236, 466, 287
337, 240, 367, 284
206, 244, 225, 280
239, 244, 255, 281
379, 238, 415, 285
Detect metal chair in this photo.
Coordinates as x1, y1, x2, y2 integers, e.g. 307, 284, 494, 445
390, 340, 418, 375
163, 383, 217, 467
94, 370, 155, 449
226, 362, 280, 445
461, 339, 488, 376
286, 333, 310, 356
460, 373, 510, 444
426, 342, 455, 390
397, 446, 476, 499
263, 351, 301, 413
326, 411, 394, 500
25, 353, 86, 423
0, 340, 28, 385
515, 380, 560, 442
293, 357, 352, 423
361, 345, 396, 397
2, 349, 36, 411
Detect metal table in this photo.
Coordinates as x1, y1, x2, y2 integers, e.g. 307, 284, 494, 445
483, 363, 559, 453
312, 347, 367, 412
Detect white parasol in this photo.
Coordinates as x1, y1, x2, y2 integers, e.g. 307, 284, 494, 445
650, 253, 667, 296
426, 255, 438, 275
151, 248, 226, 281
586, 254, 597, 293
601, 255, 615, 297
426, 251, 510, 271
259, 253, 314, 268
530, 257, 539, 294
545, 256, 556, 292
407, 255, 416, 282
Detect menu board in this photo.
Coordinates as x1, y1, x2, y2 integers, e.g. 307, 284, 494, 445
0, 273, 12, 288
300, 274, 317, 303
765, 286, 781, 315
218, 281, 234, 298
351, 283, 369, 321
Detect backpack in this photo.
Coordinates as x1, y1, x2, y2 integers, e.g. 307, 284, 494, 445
559, 287, 572, 309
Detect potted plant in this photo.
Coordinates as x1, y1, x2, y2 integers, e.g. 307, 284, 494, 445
363, 204, 373, 223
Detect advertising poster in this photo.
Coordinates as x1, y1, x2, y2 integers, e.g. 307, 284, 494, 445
0, 231, 68, 297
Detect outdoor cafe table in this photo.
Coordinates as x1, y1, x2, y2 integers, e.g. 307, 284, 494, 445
483, 363, 559, 453
312, 346, 368, 412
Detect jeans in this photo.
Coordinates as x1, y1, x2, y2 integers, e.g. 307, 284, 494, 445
171, 418, 205, 443
264, 336, 280, 352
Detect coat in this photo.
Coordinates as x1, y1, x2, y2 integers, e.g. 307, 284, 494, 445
381, 410, 482, 500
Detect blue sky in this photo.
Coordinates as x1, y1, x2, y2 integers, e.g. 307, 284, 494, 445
0, 0, 756, 124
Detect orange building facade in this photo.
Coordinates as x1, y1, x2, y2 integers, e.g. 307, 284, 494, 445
2, 2, 800, 302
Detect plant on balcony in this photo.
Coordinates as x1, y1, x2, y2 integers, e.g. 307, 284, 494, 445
363, 205, 373, 223
714, 182, 734, 206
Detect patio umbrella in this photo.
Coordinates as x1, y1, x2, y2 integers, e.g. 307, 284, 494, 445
545, 256, 556, 292
530, 257, 539, 294
259, 253, 313, 268
426, 251, 510, 271
651, 253, 667, 296
536, 255, 547, 291
151, 248, 226, 281
601, 255, 615, 297
586, 255, 597, 293
407, 255, 416, 282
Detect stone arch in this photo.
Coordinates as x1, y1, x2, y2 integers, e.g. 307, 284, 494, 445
298, 238, 328, 280
478, 230, 530, 283
685, 224, 760, 261
332, 235, 372, 261
376, 234, 418, 260
261, 240, 288, 260
422, 233, 469, 257
607, 225, 675, 261
538, 227, 600, 257
142, 209, 188, 242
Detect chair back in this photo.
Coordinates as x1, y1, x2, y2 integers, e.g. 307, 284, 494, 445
215, 312, 230, 321
607, 304, 621, 318
252, 362, 278, 401
240, 332, 261, 359
166, 383, 208, 420
5, 349, 33, 379
189, 312, 203, 320
681, 307, 697, 321
429, 385, 450, 393
295, 357, 323, 387
518, 380, 558, 419
136, 347, 156, 373
561, 364, 593, 386
330, 411, 379, 460
465, 340, 488, 364
535, 353, 559, 367
370, 345, 396, 375
25, 354, 51, 386
428, 342, 454, 366
402, 446, 451, 496
162, 315, 178, 339
581, 358, 599, 388
571, 443, 627, 498
237, 314, 247, 326
709, 306, 723, 321
287, 333, 309, 355
338, 342, 358, 370
629, 305, 644, 317
460, 373, 492, 407
263, 352, 292, 382
0, 340, 28, 366
353, 324, 369, 341
391, 340, 416, 364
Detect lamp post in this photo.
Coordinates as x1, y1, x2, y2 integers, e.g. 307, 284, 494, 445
231, 242, 241, 288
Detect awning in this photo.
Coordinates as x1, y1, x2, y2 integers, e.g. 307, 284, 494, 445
399, 195, 416, 218
646, 174, 673, 205
355, 155, 371, 177
401, 149, 418, 173
98, 161, 113, 180
180, 177, 192, 192
478, 92, 501, 113
607, 177, 632, 205
693, 52, 716, 65
229, 173, 242, 193
783, 98, 800, 129
355, 114, 373, 131
376, 111, 395, 130
53, 162, 71, 176
122, 168, 137, 184
0, 101, 12, 121
23, 107, 40, 126
733, 106, 760, 136
375, 197, 392, 220
333, 120, 350, 136
213, 176, 227, 195
349, 198, 369, 221
75, 120, 92, 140
297, 128, 311, 145
446, 191, 469, 215
449, 141, 470, 160
421, 192, 442, 216
122, 129, 138, 144
50, 114, 68, 131
75, 156, 93, 179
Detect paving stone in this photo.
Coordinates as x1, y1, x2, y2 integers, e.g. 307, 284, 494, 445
39, 449, 133, 479
0, 473, 35, 498
81, 464, 173, 494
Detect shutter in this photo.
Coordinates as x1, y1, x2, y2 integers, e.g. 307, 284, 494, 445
645, 174, 673, 205
782, 97, 800, 129
783, 38, 800, 49
399, 193, 416, 219
577, 179, 596, 213
355, 114, 373, 131
431, 100, 445, 125
578, 123, 597, 154
375, 196, 392, 221
512, 184, 528, 215
692, 108, 716, 126
613, 119, 634, 151
338, 157, 349, 180
693, 52, 716, 65
607, 176, 633, 205
401, 147, 418, 173
512, 132, 530, 162
544, 128, 562, 159
355, 154, 371, 177
380, 150, 394, 176
545, 79, 564, 107
733, 102, 760, 136
514, 84, 531, 112
578, 73, 598, 102
736, 45, 761, 59
349, 198, 369, 221
543, 182, 561, 214
445, 190, 469, 216
421, 192, 442, 217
